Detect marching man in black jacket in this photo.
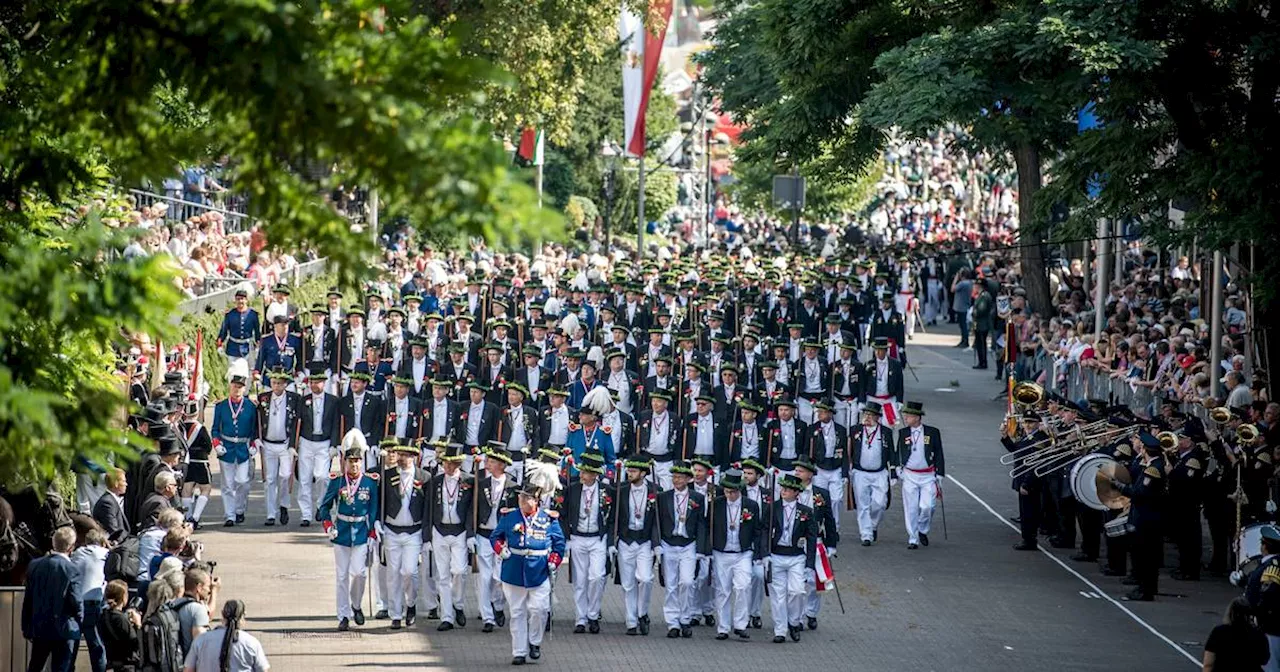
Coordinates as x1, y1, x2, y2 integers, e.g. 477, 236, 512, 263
807, 400, 849, 533
614, 459, 661, 636
895, 401, 945, 550
426, 442, 475, 631
710, 469, 763, 641
563, 452, 613, 634
376, 440, 430, 629
473, 443, 520, 632
767, 474, 816, 643
793, 459, 840, 631
657, 461, 710, 639
850, 402, 894, 546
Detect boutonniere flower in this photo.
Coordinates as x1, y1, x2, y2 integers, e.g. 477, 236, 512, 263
689, 499, 700, 510
742, 510, 753, 522
647, 492, 657, 503
460, 412, 468, 421
690, 420, 698, 428
603, 493, 613, 506
734, 392, 743, 402
642, 421, 650, 428
414, 479, 424, 488
461, 481, 473, 491
772, 428, 780, 436
554, 494, 565, 505
924, 436, 931, 445
799, 513, 810, 522
388, 412, 397, 421
513, 523, 524, 534
569, 422, 581, 431
304, 397, 313, 406
815, 494, 826, 508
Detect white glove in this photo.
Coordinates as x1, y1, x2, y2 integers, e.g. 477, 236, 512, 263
326, 526, 338, 541
424, 542, 433, 554
608, 547, 618, 563
889, 468, 899, 485
498, 544, 512, 560
752, 559, 764, 569
374, 521, 386, 538
1267, 501, 1277, 515
215, 444, 228, 458
1230, 570, 1245, 587
289, 447, 299, 460
249, 444, 259, 458
654, 547, 664, 563
466, 537, 477, 553
828, 547, 838, 559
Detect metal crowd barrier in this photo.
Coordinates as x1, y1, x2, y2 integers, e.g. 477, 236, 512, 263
178, 258, 329, 314
0, 588, 29, 670
129, 188, 251, 234
1055, 361, 1211, 423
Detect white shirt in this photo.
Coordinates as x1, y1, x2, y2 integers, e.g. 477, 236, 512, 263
311, 325, 327, 361
789, 339, 801, 362
394, 396, 410, 437
803, 357, 822, 393
740, 422, 759, 459
695, 412, 715, 456
628, 483, 648, 531
648, 411, 671, 454
465, 402, 484, 445
485, 475, 506, 529
311, 394, 325, 432
267, 393, 288, 442
779, 419, 797, 458
352, 392, 366, 428
441, 473, 462, 525
183, 627, 269, 672
780, 500, 797, 546
71, 545, 108, 600
859, 424, 883, 471
609, 371, 632, 412
820, 422, 836, 458
549, 405, 570, 445
673, 487, 691, 538
432, 398, 449, 439
526, 366, 542, 394
906, 426, 929, 470
579, 482, 599, 534
412, 358, 428, 392
389, 467, 416, 527
507, 405, 528, 453
839, 359, 855, 395
725, 498, 742, 553
875, 358, 890, 396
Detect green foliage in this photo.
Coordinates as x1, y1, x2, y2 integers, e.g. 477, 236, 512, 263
727, 151, 884, 218
564, 196, 600, 230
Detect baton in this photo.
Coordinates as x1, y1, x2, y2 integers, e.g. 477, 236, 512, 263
939, 477, 948, 541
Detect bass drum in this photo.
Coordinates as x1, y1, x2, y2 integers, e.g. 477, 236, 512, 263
1070, 454, 1117, 512
1237, 524, 1266, 575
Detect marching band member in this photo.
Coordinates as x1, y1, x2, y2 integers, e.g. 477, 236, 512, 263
296, 366, 340, 527
769, 399, 808, 497
475, 444, 520, 633
211, 361, 258, 527
614, 459, 660, 635
792, 459, 839, 630
863, 337, 905, 428
376, 439, 429, 630
658, 461, 710, 639
428, 442, 475, 630
257, 368, 300, 527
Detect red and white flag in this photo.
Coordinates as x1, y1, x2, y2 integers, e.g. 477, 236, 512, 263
619, 0, 674, 158
814, 539, 835, 591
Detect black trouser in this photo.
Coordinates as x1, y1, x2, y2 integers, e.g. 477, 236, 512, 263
1203, 495, 1233, 571
1105, 528, 1127, 573
1039, 488, 1059, 536
974, 330, 989, 366
957, 312, 969, 346
1055, 492, 1077, 546
1174, 505, 1203, 576
1131, 527, 1161, 596
1018, 487, 1041, 545
1077, 507, 1103, 559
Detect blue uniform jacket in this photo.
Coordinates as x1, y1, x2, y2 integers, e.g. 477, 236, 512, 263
492, 508, 565, 587
567, 378, 603, 410
218, 308, 261, 358
565, 424, 616, 477
316, 471, 380, 547
211, 397, 259, 464
355, 359, 395, 396
255, 333, 304, 382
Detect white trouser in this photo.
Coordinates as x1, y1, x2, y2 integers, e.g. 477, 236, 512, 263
333, 543, 370, 620
925, 279, 944, 323
75, 473, 104, 514
660, 543, 698, 629
853, 469, 889, 541
384, 530, 422, 619
713, 550, 752, 633
768, 554, 806, 636
418, 544, 439, 611
502, 579, 550, 658
372, 552, 388, 611
797, 397, 818, 424
833, 398, 861, 430
618, 540, 654, 627
648, 461, 674, 491
432, 530, 468, 623
475, 533, 507, 623
748, 558, 765, 617
693, 555, 715, 616
297, 438, 333, 522
1265, 634, 1280, 672
261, 442, 293, 517
805, 571, 821, 618
218, 459, 251, 520
901, 470, 937, 544
568, 536, 607, 624
896, 293, 916, 336
813, 468, 845, 532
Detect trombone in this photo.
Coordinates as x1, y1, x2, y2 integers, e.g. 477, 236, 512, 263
1007, 424, 1146, 479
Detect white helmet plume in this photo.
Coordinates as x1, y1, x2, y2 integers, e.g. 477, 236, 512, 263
543, 296, 562, 317
341, 428, 369, 454
585, 345, 605, 371
525, 459, 563, 501
559, 311, 580, 337
226, 358, 250, 383
582, 385, 614, 416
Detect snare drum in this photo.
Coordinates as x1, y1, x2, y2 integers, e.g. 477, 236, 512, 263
1237, 524, 1266, 575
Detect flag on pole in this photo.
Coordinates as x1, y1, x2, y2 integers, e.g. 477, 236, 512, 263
814, 539, 835, 591
515, 126, 544, 166
619, 0, 674, 158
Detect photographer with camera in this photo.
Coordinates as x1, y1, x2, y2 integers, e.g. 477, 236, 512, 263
177, 568, 220, 657
100, 579, 143, 672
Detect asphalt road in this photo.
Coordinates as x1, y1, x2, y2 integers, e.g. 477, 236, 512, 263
175, 329, 1236, 672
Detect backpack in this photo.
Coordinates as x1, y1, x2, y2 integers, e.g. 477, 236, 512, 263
105, 535, 141, 583
141, 597, 192, 672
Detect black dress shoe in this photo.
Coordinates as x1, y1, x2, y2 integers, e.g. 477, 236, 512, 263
920, 533, 929, 547
873, 530, 878, 542
626, 626, 639, 636
235, 513, 245, 524
1049, 538, 1075, 549
588, 619, 600, 634
861, 539, 871, 547
789, 624, 801, 642
704, 614, 715, 627
972, 364, 987, 370
495, 609, 506, 627
907, 543, 919, 550
689, 616, 701, 627
1122, 589, 1153, 602
735, 628, 750, 639
192, 520, 201, 530
667, 628, 681, 639
300, 520, 311, 527
1070, 553, 1097, 562
338, 618, 350, 631
427, 608, 439, 620
574, 624, 586, 634
529, 645, 541, 660
639, 616, 650, 635
512, 656, 526, 666
437, 621, 454, 631
391, 619, 402, 630
406, 607, 416, 626
280, 507, 290, 525
773, 635, 786, 643
353, 609, 365, 626
1120, 577, 1138, 586
750, 616, 762, 629
375, 609, 389, 620
806, 616, 817, 631
455, 608, 467, 627
716, 632, 729, 640
264, 519, 276, 526
483, 622, 495, 633
681, 625, 692, 638
1013, 542, 1037, 551
224, 519, 235, 527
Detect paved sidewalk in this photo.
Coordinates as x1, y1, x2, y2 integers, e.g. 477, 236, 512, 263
172, 332, 1230, 671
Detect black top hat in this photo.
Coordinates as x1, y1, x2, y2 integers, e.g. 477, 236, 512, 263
901, 401, 925, 416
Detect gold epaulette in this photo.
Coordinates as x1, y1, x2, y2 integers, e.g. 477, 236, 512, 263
1186, 458, 1201, 471
1143, 466, 1162, 479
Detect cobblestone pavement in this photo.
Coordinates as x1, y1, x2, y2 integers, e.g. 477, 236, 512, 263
167, 332, 1230, 671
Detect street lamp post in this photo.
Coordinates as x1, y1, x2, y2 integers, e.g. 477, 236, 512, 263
600, 139, 620, 251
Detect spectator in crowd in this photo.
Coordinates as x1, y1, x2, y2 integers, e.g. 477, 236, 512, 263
1227, 371, 1254, 409
178, 568, 219, 656
145, 561, 186, 620
183, 599, 270, 672
1203, 597, 1268, 671
22, 527, 82, 672
147, 529, 190, 585
139, 471, 178, 530
93, 469, 131, 543
72, 529, 111, 672
99, 580, 142, 672
139, 509, 186, 587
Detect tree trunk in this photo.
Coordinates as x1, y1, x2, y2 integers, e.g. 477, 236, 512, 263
1013, 141, 1052, 316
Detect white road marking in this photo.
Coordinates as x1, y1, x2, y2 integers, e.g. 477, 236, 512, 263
945, 473, 1200, 667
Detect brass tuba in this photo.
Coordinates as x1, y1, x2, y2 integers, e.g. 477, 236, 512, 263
1209, 406, 1232, 425
1239, 424, 1260, 446
1157, 431, 1179, 452
1013, 381, 1045, 407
